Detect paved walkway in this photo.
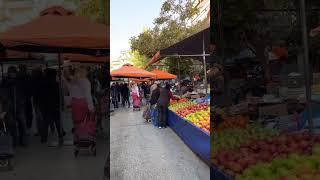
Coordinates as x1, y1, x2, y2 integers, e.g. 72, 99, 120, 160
0, 110, 108, 180
110, 107, 210, 180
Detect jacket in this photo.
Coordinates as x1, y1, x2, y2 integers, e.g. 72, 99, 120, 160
157, 88, 171, 107
149, 87, 160, 105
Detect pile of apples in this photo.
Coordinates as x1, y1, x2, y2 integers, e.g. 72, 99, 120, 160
175, 103, 209, 117
170, 98, 188, 105
185, 109, 210, 134
169, 101, 195, 112
216, 115, 249, 132
214, 131, 320, 177
237, 145, 320, 180
213, 124, 279, 154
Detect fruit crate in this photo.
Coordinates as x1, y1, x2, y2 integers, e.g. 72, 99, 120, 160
273, 114, 301, 132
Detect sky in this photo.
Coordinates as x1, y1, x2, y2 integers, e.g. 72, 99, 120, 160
110, 0, 165, 67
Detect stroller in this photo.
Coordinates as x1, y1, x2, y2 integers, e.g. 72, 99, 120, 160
73, 112, 97, 157
0, 119, 14, 171
131, 92, 141, 111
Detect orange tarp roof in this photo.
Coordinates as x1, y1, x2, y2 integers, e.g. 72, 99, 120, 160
130, 78, 150, 82
63, 54, 109, 63
0, 15, 109, 49
150, 69, 177, 79
111, 77, 121, 81
111, 64, 156, 78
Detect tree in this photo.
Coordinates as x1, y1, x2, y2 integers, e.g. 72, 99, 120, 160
128, 50, 149, 68
130, 0, 209, 76
66, 0, 109, 24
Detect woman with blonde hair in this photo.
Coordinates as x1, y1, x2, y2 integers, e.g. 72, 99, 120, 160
63, 65, 95, 133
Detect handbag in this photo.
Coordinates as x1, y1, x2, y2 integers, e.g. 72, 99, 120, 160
143, 104, 151, 120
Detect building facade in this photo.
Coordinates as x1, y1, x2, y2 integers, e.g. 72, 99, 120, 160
191, 0, 210, 25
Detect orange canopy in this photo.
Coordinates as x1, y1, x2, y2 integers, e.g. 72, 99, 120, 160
150, 69, 177, 79
63, 54, 109, 63
1, 50, 42, 60
130, 78, 150, 82
0, 14, 109, 49
111, 64, 156, 78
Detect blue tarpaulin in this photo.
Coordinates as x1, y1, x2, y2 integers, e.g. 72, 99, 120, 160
168, 110, 210, 165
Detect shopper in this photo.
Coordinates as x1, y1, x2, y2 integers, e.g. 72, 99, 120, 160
111, 83, 118, 108
122, 83, 130, 108
157, 83, 176, 129
31, 68, 45, 136
63, 65, 94, 129
40, 68, 63, 145
17, 65, 33, 135
1, 66, 27, 147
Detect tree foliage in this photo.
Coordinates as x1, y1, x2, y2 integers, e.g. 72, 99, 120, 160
129, 0, 209, 76
128, 50, 149, 68
66, 0, 109, 24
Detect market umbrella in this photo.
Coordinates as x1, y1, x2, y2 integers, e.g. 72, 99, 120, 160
63, 54, 109, 63
0, 6, 110, 144
150, 69, 177, 80
0, 13, 109, 55
111, 77, 121, 81
111, 64, 156, 78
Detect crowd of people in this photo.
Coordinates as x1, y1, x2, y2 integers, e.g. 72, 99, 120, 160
110, 80, 178, 129
0, 64, 108, 148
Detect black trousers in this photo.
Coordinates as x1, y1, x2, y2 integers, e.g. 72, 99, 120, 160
41, 110, 62, 141
122, 94, 130, 107
8, 105, 27, 146
25, 99, 33, 129
158, 105, 168, 128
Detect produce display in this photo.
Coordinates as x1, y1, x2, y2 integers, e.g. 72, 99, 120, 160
185, 109, 210, 133
169, 101, 195, 112
176, 103, 209, 117
213, 130, 320, 179
170, 98, 189, 105
169, 100, 210, 134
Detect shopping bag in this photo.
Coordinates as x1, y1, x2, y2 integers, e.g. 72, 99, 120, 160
143, 104, 151, 120
0, 120, 13, 156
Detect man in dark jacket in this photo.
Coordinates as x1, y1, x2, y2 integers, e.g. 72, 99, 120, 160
157, 84, 173, 128
149, 83, 160, 106
40, 68, 63, 145
17, 65, 33, 134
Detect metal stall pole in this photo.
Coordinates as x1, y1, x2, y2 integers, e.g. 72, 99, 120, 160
178, 56, 181, 95
300, 0, 314, 134
203, 34, 208, 94
57, 53, 65, 144
1, 63, 3, 79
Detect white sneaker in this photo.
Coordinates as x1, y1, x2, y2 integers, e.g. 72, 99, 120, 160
159, 127, 162, 129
